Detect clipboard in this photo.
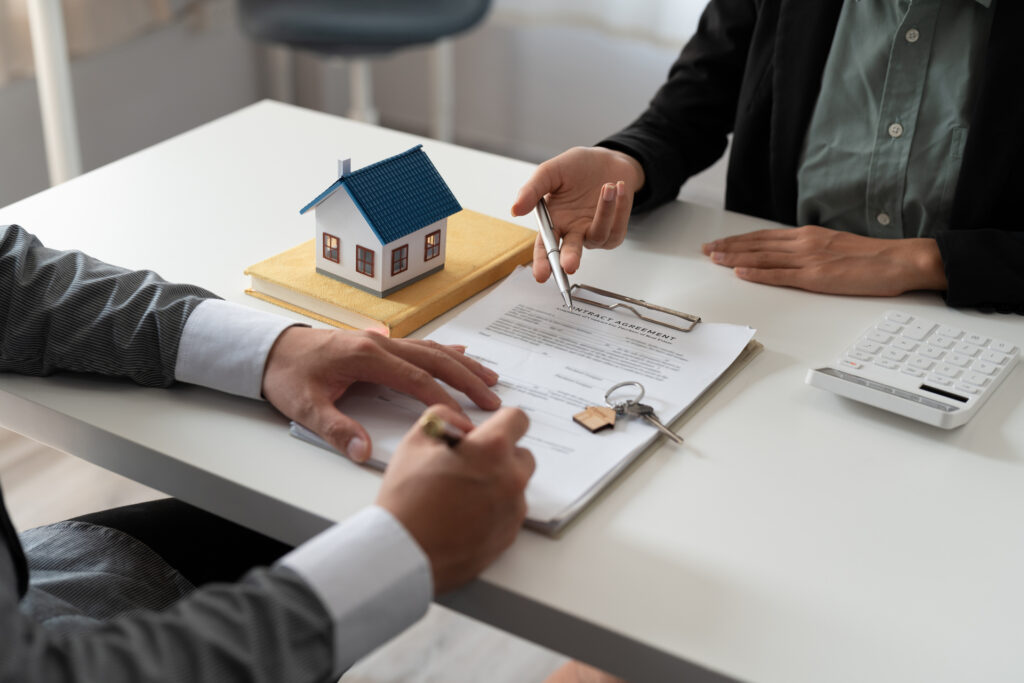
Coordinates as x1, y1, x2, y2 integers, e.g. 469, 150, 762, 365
570, 283, 701, 333
287, 337, 762, 536
288, 267, 760, 536
527, 282, 759, 533
532, 337, 762, 536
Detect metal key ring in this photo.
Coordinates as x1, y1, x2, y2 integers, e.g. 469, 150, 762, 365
605, 381, 645, 407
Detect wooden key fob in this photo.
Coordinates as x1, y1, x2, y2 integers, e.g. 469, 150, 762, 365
573, 406, 616, 433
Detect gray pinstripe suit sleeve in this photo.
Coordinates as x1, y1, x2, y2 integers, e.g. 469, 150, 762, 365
0, 224, 215, 386
1, 561, 337, 683
0, 224, 341, 682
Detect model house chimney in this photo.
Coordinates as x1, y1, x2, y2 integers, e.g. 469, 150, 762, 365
338, 158, 351, 177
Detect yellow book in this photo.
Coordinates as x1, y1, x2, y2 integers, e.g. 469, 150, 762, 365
244, 209, 536, 338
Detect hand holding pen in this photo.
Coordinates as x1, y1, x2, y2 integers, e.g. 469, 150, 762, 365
378, 405, 535, 594
535, 197, 575, 310
510, 146, 644, 284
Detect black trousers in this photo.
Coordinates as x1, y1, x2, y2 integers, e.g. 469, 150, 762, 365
72, 498, 293, 587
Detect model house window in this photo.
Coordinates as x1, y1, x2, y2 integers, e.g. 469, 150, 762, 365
356, 246, 375, 277
425, 230, 441, 260
322, 233, 340, 263
391, 244, 409, 275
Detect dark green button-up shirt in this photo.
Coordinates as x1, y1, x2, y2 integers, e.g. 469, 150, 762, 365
796, 0, 995, 239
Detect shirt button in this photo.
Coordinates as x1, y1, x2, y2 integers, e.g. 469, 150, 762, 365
888, 122, 904, 138
905, 28, 920, 43
877, 212, 892, 226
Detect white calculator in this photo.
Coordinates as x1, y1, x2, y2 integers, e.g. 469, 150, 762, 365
805, 310, 1019, 429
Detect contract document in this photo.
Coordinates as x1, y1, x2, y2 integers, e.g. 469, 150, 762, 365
293, 267, 758, 534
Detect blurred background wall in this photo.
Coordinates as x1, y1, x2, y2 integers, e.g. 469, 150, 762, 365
0, 0, 725, 210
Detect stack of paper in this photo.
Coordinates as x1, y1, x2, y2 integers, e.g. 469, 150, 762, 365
292, 267, 758, 534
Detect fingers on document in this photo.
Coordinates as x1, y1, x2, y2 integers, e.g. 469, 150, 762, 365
378, 338, 502, 411
314, 409, 372, 463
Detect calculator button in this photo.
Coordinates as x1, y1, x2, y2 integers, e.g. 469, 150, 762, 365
935, 364, 960, 378
875, 358, 900, 370
876, 321, 902, 334
919, 345, 944, 360
973, 361, 998, 376
910, 356, 934, 371
926, 374, 953, 386
857, 341, 883, 354
901, 366, 925, 378
882, 348, 908, 362
931, 335, 955, 349
991, 339, 1018, 355
849, 350, 873, 362
885, 311, 913, 324
981, 350, 1009, 365
955, 383, 980, 395
839, 359, 863, 370
954, 342, 981, 357
936, 325, 963, 339
868, 330, 893, 344
964, 333, 990, 346
963, 372, 989, 387
903, 321, 937, 340
892, 338, 918, 352
946, 353, 971, 368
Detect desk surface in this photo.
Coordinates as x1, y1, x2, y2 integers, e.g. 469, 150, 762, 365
2, 101, 1023, 683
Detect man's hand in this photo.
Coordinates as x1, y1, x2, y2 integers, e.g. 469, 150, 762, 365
511, 146, 645, 282
702, 225, 948, 296
261, 328, 500, 462
377, 405, 534, 594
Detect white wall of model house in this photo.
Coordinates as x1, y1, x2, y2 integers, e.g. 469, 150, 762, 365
314, 188, 448, 296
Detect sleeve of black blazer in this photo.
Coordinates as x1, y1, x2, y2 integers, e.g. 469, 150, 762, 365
0, 224, 217, 385
598, 0, 758, 212
935, 230, 1024, 314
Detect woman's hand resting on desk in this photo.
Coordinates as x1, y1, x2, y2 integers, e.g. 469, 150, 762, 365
261, 328, 501, 463
511, 146, 645, 282
702, 225, 949, 296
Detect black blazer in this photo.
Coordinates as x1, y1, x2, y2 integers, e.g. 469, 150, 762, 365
601, 0, 1024, 314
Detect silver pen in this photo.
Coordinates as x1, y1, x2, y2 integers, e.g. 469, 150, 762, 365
534, 197, 574, 310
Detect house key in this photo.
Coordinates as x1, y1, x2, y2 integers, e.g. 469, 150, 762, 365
604, 381, 684, 444
617, 402, 684, 443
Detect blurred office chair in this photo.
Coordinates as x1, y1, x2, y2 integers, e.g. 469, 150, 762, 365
237, 0, 492, 141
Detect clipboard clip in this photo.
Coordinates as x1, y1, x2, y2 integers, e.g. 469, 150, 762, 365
569, 283, 701, 333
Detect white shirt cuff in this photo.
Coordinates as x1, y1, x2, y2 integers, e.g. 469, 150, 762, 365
278, 506, 432, 673
174, 299, 298, 399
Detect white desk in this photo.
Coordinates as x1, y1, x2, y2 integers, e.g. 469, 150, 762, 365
2, 101, 1023, 683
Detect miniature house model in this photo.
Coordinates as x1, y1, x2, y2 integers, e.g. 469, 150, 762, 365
299, 145, 462, 297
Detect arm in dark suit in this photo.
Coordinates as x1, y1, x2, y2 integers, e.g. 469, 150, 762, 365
936, 230, 1024, 314
0, 224, 340, 681
0, 559, 337, 683
599, 0, 758, 212
597, 3, 1024, 314
0, 224, 216, 386
0, 223, 531, 682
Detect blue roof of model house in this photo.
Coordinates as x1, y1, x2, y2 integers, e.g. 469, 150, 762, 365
299, 145, 462, 244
